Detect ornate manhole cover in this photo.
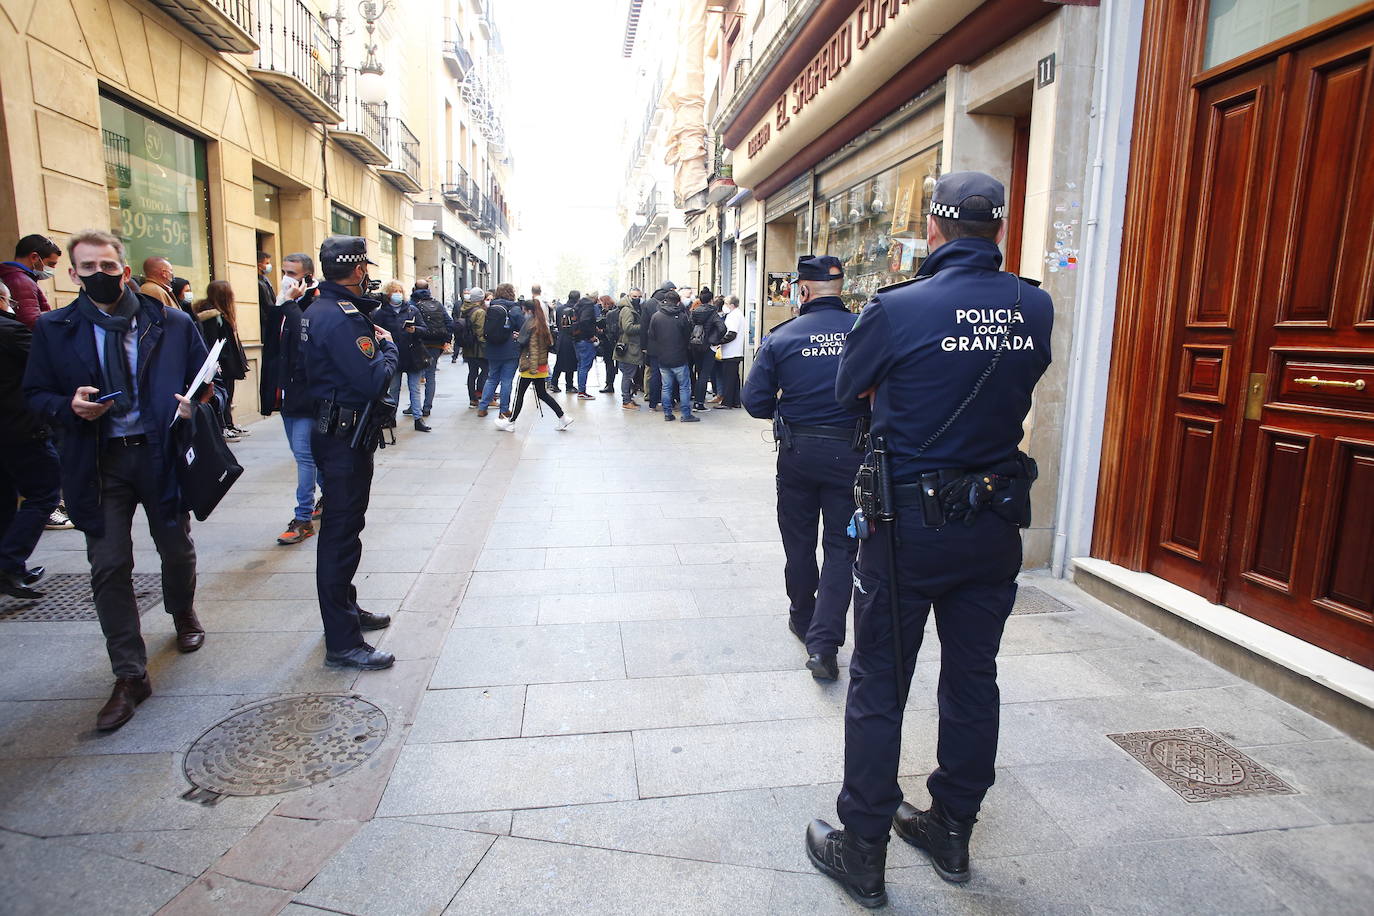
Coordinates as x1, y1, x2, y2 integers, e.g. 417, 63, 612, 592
1108, 727, 1298, 803
182, 694, 388, 803
0, 573, 161, 622
1012, 585, 1073, 615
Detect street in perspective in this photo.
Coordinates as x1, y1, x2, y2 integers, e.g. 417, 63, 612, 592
1, 0, 1373, 914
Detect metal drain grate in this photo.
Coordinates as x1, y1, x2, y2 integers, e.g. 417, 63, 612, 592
1108, 727, 1298, 803
1012, 585, 1073, 615
0, 573, 162, 622
183, 694, 388, 803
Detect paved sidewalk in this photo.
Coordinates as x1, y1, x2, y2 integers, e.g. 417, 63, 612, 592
2, 365, 1372, 915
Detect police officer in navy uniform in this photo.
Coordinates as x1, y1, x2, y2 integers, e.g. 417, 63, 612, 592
804, 172, 1054, 906
743, 255, 861, 682
302, 236, 399, 671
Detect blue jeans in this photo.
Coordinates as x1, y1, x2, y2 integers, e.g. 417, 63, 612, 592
389, 369, 424, 418
479, 358, 518, 414
422, 349, 443, 412
660, 365, 692, 418
282, 414, 318, 522
575, 340, 598, 393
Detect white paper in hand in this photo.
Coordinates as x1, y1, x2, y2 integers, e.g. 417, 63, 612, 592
182, 339, 225, 403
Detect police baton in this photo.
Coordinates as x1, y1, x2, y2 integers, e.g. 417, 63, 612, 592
872, 436, 906, 708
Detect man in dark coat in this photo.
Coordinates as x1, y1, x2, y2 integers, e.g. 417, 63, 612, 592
23, 230, 210, 731
410, 279, 453, 418
647, 289, 695, 421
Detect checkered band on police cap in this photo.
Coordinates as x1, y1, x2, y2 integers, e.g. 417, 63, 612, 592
930, 171, 1007, 221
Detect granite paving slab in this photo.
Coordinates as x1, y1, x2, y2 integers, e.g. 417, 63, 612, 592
429, 622, 625, 688
536, 590, 699, 624
0, 828, 193, 916
620, 615, 814, 677
1211, 822, 1374, 914
65, 826, 250, 878
408, 686, 526, 744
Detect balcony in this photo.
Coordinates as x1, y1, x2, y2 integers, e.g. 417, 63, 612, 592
377, 117, 421, 193
441, 162, 478, 213
145, 0, 257, 53
484, 198, 509, 237
249, 0, 341, 124
441, 18, 474, 77
332, 70, 388, 165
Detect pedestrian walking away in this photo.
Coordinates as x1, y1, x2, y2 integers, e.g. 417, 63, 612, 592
458, 288, 488, 406
572, 292, 600, 398
260, 252, 321, 545
0, 279, 61, 598
744, 255, 862, 685
476, 283, 521, 418
410, 278, 453, 417
300, 235, 398, 672
804, 172, 1054, 906
497, 299, 572, 432
22, 229, 211, 731
647, 289, 696, 421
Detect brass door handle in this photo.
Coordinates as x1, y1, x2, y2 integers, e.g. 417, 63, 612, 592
1294, 375, 1366, 391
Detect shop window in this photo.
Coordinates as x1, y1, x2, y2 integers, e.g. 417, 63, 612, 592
378, 228, 399, 284
813, 144, 941, 310
331, 205, 359, 237
1204, 0, 1361, 68
99, 95, 212, 294
254, 178, 280, 223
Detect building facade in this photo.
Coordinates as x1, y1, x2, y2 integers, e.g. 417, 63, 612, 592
0, 0, 514, 416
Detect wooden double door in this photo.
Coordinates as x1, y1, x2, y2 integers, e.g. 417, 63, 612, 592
1144, 18, 1374, 667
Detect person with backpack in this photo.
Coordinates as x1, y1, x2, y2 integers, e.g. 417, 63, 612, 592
496, 300, 572, 433
550, 291, 579, 393
647, 289, 696, 422
572, 293, 600, 399
457, 288, 487, 408
476, 283, 520, 419
373, 280, 431, 432
410, 279, 452, 418
597, 295, 623, 394
688, 289, 726, 412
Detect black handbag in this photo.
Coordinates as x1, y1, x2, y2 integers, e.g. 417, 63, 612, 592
172, 401, 244, 521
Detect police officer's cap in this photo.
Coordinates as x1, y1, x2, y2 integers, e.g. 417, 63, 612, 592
319, 235, 377, 267
930, 171, 1007, 221
796, 254, 844, 281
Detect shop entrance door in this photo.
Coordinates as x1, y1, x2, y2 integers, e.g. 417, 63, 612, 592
1148, 20, 1374, 666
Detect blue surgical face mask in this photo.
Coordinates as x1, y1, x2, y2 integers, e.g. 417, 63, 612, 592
389, 292, 403, 305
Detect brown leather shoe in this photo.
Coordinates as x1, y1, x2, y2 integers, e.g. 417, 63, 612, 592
172, 611, 206, 653
96, 674, 151, 731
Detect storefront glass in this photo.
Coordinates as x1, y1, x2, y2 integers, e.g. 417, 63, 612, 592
378, 228, 399, 284
1205, 0, 1361, 68
253, 178, 280, 223
330, 205, 359, 237
100, 95, 212, 294
814, 144, 941, 310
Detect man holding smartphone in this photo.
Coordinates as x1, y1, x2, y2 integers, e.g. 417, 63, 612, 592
260, 252, 322, 545
23, 229, 211, 731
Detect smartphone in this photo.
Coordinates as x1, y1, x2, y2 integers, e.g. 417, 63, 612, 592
94, 390, 123, 403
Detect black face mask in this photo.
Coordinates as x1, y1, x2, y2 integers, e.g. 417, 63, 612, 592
80, 271, 126, 305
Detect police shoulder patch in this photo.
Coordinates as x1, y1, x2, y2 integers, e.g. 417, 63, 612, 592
338, 300, 361, 316
357, 336, 376, 358
875, 275, 927, 295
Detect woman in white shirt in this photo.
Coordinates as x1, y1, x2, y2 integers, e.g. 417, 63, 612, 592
714, 296, 746, 408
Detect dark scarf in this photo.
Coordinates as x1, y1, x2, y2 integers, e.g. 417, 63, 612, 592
76, 288, 140, 416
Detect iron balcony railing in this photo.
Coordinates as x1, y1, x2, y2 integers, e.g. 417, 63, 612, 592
441, 18, 474, 76
381, 117, 420, 188
484, 198, 509, 236
143, 0, 258, 52
336, 69, 386, 157
253, 0, 338, 114
442, 162, 477, 211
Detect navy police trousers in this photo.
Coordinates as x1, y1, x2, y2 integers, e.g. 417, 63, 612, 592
311, 430, 374, 653
776, 434, 862, 655
837, 509, 1022, 838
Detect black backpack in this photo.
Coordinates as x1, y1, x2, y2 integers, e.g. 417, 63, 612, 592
456, 307, 481, 349
484, 303, 513, 345
689, 320, 710, 353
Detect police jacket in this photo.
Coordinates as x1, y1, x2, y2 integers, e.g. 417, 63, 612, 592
23, 291, 209, 536
743, 295, 857, 428
836, 238, 1053, 483
0, 310, 46, 438
259, 287, 318, 418
411, 290, 453, 349
647, 299, 691, 368
301, 280, 398, 410
371, 300, 427, 372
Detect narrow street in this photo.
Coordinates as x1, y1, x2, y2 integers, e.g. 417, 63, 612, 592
1, 364, 1370, 914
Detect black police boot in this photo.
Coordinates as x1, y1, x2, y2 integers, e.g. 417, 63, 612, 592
324, 643, 395, 670
892, 798, 976, 883
0, 570, 42, 600
805, 819, 888, 908
788, 617, 807, 644
806, 653, 839, 681
414, 417, 432, 432
356, 609, 391, 631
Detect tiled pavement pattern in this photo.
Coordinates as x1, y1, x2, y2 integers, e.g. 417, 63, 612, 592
2, 368, 1372, 914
